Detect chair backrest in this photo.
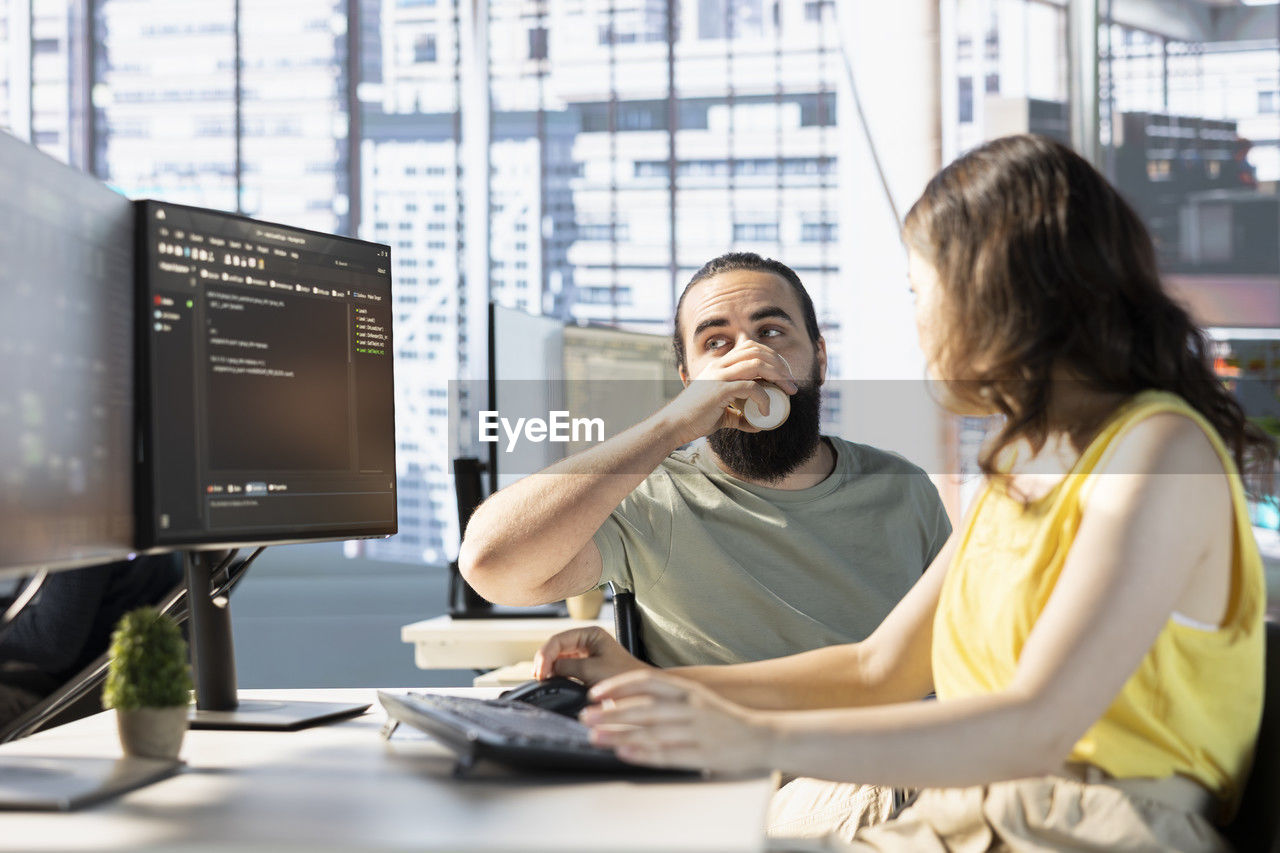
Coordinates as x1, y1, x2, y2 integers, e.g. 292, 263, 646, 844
0, 652, 111, 744
0, 551, 255, 745
0, 568, 189, 744
610, 588, 649, 664
1224, 619, 1280, 852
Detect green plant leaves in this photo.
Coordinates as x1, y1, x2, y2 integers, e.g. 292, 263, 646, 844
103, 606, 193, 711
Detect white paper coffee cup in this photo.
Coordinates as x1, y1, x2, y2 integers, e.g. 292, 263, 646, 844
734, 382, 789, 430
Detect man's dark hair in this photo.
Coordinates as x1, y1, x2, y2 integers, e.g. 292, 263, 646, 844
672, 252, 822, 371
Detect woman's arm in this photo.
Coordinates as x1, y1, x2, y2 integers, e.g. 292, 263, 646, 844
537, 532, 959, 710
585, 414, 1232, 786
673, 532, 957, 710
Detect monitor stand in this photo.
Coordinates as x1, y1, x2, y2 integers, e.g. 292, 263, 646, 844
184, 550, 369, 730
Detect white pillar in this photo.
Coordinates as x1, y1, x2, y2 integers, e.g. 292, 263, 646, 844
8, 0, 31, 141
461, 0, 490, 390
837, 0, 958, 517
1068, 0, 1100, 165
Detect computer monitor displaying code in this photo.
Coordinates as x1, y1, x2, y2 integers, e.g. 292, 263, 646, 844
135, 201, 397, 548
0, 131, 135, 577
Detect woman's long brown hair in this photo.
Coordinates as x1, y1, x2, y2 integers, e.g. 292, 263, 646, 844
902, 134, 1274, 487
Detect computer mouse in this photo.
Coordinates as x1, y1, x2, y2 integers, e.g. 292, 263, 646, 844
499, 676, 591, 717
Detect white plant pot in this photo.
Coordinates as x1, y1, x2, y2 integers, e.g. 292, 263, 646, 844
116, 706, 188, 761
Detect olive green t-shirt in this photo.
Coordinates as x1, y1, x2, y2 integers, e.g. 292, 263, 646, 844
592, 436, 951, 667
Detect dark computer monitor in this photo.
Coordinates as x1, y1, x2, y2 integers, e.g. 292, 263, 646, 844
482, 303, 677, 495
0, 131, 135, 580
448, 303, 677, 619
134, 200, 397, 549
0, 130, 180, 808
134, 200, 397, 728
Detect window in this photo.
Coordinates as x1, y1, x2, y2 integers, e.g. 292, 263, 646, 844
801, 222, 838, 243
581, 100, 668, 133
528, 27, 548, 61
733, 222, 779, 242
803, 1, 829, 22
576, 223, 629, 241
799, 93, 836, 127
414, 34, 437, 64
22, 0, 865, 570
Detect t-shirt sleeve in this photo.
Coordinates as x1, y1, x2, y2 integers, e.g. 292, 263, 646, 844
918, 474, 953, 567
591, 468, 676, 595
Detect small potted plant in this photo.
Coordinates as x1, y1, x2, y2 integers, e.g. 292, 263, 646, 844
103, 606, 193, 760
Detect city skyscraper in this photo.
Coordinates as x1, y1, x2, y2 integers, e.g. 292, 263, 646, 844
356, 0, 848, 564
0, 0, 1273, 567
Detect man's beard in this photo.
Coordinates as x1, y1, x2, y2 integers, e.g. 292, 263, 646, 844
707, 367, 823, 483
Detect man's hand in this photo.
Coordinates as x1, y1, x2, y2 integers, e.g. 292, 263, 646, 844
580, 669, 775, 774
532, 626, 650, 685
662, 342, 799, 447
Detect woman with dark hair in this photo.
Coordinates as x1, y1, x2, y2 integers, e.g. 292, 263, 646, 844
532, 135, 1274, 851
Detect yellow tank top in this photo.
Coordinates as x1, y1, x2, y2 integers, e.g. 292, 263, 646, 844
932, 390, 1265, 805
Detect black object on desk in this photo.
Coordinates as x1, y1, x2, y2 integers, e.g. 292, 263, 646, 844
449, 456, 560, 619
499, 676, 590, 717
378, 690, 697, 777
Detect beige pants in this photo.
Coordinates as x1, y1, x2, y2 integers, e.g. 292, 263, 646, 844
767, 774, 1229, 853
767, 778, 899, 845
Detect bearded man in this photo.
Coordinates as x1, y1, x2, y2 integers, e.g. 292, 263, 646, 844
459, 252, 950, 668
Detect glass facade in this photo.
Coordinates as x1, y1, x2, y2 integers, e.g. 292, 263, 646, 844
239, 1, 349, 233
96, 1, 238, 209
360, 0, 848, 563
2, 0, 1276, 581
1096, 5, 1280, 596
945, 0, 1280, 607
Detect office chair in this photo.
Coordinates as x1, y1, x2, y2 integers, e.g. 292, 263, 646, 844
611, 587, 649, 664
0, 549, 260, 744
0, 571, 49, 640
1224, 619, 1280, 853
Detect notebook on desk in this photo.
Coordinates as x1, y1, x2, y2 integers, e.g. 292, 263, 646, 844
378, 690, 698, 777
0, 755, 181, 811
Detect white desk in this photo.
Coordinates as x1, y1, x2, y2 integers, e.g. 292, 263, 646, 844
0, 688, 774, 852
402, 615, 614, 671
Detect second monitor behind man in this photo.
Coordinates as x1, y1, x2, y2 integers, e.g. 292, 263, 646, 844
460, 252, 950, 667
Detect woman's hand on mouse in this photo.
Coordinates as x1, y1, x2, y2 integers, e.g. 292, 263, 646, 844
533, 626, 650, 685
580, 669, 773, 774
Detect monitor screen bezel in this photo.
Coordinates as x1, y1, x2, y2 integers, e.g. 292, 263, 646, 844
133, 199, 397, 551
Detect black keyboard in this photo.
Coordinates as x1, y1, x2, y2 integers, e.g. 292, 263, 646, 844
378, 690, 696, 776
